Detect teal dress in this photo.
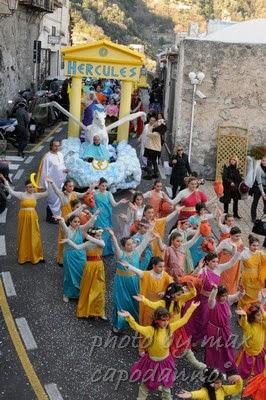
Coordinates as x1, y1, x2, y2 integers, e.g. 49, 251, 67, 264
132, 232, 152, 271
112, 250, 140, 330
188, 215, 205, 267
93, 191, 113, 256
63, 229, 86, 298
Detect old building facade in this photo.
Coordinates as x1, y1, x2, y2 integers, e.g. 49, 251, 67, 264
0, 0, 69, 115
164, 20, 266, 179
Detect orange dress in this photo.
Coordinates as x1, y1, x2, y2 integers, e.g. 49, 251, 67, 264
218, 238, 242, 295
56, 192, 78, 264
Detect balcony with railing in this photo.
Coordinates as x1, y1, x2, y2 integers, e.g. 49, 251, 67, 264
18, 0, 59, 12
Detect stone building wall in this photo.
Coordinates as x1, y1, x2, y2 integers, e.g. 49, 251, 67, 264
0, 8, 42, 115
172, 39, 266, 179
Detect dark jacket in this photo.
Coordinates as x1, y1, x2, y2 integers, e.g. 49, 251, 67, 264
221, 164, 242, 203
169, 153, 191, 186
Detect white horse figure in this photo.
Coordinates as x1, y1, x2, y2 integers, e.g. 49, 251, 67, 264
38, 101, 146, 147
84, 108, 108, 147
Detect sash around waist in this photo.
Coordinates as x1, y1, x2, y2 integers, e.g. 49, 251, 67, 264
87, 255, 102, 261
182, 207, 195, 212
116, 269, 136, 277
20, 207, 35, 211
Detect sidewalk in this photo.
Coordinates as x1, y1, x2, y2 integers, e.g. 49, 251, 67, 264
196, 180, 264, 245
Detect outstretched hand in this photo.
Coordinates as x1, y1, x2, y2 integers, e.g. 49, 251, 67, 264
235, 308, 246, 316
133, 294, 143, 302
118, 310, 131, 318
176, 390, 192, 399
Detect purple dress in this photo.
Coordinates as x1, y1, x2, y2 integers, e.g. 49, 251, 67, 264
205, 301, 236, 372
185, 268, 220, 345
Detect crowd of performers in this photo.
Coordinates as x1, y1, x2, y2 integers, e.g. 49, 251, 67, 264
1, 142, 266, 400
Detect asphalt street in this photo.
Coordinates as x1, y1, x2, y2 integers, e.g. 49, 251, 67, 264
0, 124, 243, 400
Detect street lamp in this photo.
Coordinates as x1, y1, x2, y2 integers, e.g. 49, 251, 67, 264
7, 0, 18, 12
0, 0, 18, 15
188, 71, 206, 163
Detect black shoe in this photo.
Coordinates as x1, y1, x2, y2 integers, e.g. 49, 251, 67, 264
143, 175, 152, 180
152, 174, 159, 179
234, 215, 242, 219
57, 262, 63, 267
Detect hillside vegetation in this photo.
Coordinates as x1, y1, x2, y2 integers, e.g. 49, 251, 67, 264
70, 0, 266, 59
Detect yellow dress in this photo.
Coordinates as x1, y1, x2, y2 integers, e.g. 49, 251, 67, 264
190, 377, 243, 400
76, 247, 105, 318
17, 198, 44, 264
151, 217, 167, 257
238, 251, 266, 310
56, 192, 78, 264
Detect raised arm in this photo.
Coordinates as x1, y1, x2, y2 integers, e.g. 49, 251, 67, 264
134, 294, 164, 310
120, 261, 144, 278
58, 218, 69, 237
135, 232, 153, 256
34, 190, 49, 199
107, 228, 123, 259
215, 248, 240, 275
170, 302, 199, 333
125, 314, 153, 338
183, 226, 200, 249
49, 181, 67, 205
85, 234, 105, 248
228, 290, 242, 306
81, 210, 99, 231
208, 286, 218, 309
167, 190, 184, 206
66, 205, 85, 220
165, 205, 181, 224
109, 192, 128, 207
1, 178, 24, 199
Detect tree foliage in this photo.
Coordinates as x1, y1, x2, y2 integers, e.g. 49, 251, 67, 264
70, 0, 266, 59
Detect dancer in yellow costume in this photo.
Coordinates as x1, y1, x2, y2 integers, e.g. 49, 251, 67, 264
143, 204, 182, 257
48, 178, 91, 264
1, 175, 49, 264
238, 235, 266, 310
61, 227, 107, 319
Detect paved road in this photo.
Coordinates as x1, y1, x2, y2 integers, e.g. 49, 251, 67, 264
0, 124, 253, 400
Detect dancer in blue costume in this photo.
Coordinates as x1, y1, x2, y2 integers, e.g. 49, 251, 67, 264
107, 228, 156, 333
92, 178, 128, 256
57, 212, 99, 303
188, 202, 215, 267
132, 218, 153, 271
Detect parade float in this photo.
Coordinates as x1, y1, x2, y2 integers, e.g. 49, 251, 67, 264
45, 40, 147, 191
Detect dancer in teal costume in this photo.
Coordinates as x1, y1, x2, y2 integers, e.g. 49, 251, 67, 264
108, 228, 155, 332
93, 178, 128, 256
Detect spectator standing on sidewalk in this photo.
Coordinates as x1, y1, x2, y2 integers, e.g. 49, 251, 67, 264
15, 101, 30, 157
169, 146, 191, 199
220, 155, 242, 219
251, 155, 266, 222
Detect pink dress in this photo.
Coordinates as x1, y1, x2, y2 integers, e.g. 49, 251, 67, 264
164, 246, 186, 281
105, 104, 119, 117
185, 268, 220, 345
205, 300, 236, 373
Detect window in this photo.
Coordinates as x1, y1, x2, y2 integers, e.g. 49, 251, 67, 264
51, 26, 56, 36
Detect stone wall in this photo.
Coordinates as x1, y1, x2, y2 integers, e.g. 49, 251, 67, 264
172, 39, 266, 179
0, 8, 41, 115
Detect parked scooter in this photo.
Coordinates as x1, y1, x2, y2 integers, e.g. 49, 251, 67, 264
0, 161, 11, 214
0, 118, 18, 148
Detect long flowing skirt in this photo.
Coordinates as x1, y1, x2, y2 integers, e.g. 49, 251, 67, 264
63, 249, 86, 298
17, 209, 44, 264
205, 321, 236, 373
112, 273, 139, 330
77, 260, 106, 318
236, 347, 266, 379
219, 252, 240, 295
